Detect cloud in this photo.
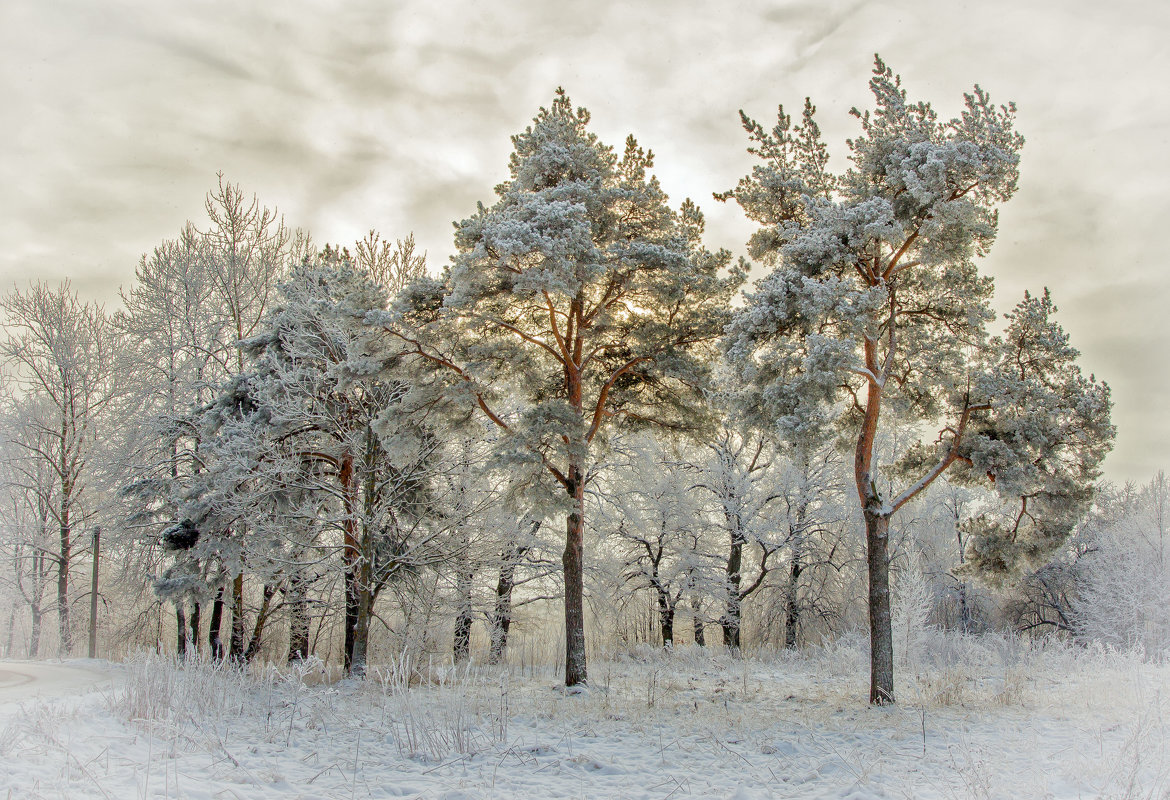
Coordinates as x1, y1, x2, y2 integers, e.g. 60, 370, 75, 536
1, 0, 1167, 481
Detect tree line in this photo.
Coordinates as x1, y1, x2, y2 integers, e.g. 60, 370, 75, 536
0, 58, 1125, 705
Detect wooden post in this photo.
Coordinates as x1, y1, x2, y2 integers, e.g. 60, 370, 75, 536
88, 526, 100, 659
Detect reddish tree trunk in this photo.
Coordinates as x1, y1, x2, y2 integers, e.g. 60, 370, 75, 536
856, 336, 896, 704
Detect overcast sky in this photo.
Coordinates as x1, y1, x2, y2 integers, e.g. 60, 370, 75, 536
2, 0, 1166, 483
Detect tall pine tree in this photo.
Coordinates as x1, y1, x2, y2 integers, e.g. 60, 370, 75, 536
380, 90, 741, 685
722, 58, 1112, 703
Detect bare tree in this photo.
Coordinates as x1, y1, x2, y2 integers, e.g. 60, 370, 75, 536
0, 400, 59, 656
602, 437, 715, 647
0, 283, 122, 655
117, 224, 224, 656
349, 231, 427, 298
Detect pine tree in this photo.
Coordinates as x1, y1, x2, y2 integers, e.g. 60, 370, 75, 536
722, 57, 1112, 703
380, 90, 741, 685
180, 256, 441, 672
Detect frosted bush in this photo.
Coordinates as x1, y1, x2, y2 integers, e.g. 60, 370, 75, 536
1072, 475, 1170, 660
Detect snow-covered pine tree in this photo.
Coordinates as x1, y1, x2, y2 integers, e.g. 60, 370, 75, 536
192, 255, 442, 673
200, 176, 304, 662
722, 57, 1112, 703
958, 289, 1114, 579
379, 90, 741, 686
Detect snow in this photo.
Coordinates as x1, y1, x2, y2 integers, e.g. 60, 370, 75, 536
0, 660, 117, 706
0, 641, 1166, 799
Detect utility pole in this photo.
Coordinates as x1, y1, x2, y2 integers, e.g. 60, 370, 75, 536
88, 527, 100, 659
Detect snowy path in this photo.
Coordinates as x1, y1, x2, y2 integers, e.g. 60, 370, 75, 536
0, 660, 116, 705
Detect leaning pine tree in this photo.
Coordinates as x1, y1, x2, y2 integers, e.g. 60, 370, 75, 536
379, 90, 741, 685
721, 57, 1113, 704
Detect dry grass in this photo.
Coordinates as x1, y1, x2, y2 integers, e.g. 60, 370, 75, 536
1, 631, 1165, 799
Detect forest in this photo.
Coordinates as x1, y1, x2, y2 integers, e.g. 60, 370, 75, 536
0, 57, 1166, 799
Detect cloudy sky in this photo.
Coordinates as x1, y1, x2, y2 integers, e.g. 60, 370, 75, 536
2, 0, 1166, 482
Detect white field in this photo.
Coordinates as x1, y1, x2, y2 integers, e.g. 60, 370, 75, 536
0, 635, 1166, 800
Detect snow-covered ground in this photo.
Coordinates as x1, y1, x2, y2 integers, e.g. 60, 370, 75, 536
1, 636, 1166, 799
0, 660, 119, 706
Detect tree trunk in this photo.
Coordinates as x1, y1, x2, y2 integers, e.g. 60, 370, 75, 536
452, 502, 475, 664
349, 518, 375, 677
243, 583, 275, 662
176, 604, 188, 657
784, 556, 803, 650
57, 438, 73, 657
452, 610, 473, 663
4, 603, 15, 658
453, 564, 474, 664
29, 603, 42, 658
57, 530, 71, 656
340, 451, 361, 675
287, 574, 309, 663
351, 428, 386, 678
228, 571, 246, 662
954, 508, 973, 633
865, 510, 895, 704
957, 580, 971, 633
350, 582, 371, 677
88, 527, 99, 659
563, 466, 587, 686
344, 562, 358, 672
189, 601, 201, 655
488, 550, 519, 665
27, 551, 45, 658
723, 522, 744, 651
490, 522, 535, 665
721, 612, 741, 651
855, 335, 895, 705
208, 587, 225, 660
658, 595, 675, 647
691, 598, 705, 647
